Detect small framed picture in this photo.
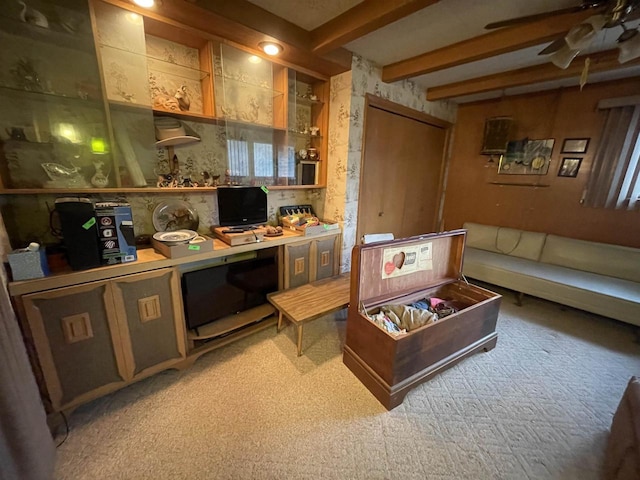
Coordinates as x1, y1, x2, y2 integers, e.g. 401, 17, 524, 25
558, 157, 583, 177
561, 138, 590, 154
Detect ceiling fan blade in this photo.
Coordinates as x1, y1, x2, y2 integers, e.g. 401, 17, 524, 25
485, 5, 588, 29
539, 37, 568, 55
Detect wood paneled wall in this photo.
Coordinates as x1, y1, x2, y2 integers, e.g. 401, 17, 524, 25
442, 78, 640, 248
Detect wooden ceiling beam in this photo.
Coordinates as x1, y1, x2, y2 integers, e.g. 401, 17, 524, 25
310, 0, 439, 55
382, 9, 594, 83
425, 49, 640, 101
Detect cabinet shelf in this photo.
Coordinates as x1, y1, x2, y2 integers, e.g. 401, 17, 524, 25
0, 83, 103, 106
0, 185, 325, 195
291, 96, 324, 107
488, 182, 551, 187
147, 56, 209, 82
0, 14, 94, 53
215, 74, 283, 97
152, 109, 287, 134
288, 131, 323, 140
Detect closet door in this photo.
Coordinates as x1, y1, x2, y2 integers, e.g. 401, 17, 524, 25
357, 97, 449, 241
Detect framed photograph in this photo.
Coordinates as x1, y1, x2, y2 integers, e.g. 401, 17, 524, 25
558, 157, 582, 177
498, 138, 555, 175
561, 138, 589, 154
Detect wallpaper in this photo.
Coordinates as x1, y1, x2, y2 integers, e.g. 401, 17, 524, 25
335, 55, 457, 272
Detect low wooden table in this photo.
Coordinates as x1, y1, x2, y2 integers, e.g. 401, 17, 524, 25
267, 274, 350, 356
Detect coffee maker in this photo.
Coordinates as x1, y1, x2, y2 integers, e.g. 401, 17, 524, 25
54, 197, 101, 270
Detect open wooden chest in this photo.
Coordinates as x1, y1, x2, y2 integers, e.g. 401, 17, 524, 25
344, 229, 501, 409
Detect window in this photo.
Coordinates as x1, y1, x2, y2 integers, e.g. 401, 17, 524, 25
584, 103, 640, 210
227, 139, 274, 180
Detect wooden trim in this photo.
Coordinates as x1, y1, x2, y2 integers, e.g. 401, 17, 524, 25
200, 41, 215, 117
426, 49, 640, 101
309, 240, 318, 282
168, 268, 187, 359
365, 94, 452, 128
311, 0, 439, 55
23, 295, 65, 410
97, 0, 349, 77
272, 65, 288, 130
382, 9, 594, 82
597, 95, 640, 109
104, 282, 133, 381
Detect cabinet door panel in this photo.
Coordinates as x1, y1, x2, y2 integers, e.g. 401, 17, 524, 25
111, 269, 185, 377
24, 281, 125, 410
284, 242, 311, 288
313, 237, 338, 281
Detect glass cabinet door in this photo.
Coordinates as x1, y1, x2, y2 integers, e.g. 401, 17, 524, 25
0, 0, 112, 190
287, 71, 327, 186
92, 1, 157, 188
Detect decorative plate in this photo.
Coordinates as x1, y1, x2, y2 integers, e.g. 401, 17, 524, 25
153, 230, 198, 245
152, 200, 199, 232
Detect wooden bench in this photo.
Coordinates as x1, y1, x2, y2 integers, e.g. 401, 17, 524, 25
267, 273, 350, 356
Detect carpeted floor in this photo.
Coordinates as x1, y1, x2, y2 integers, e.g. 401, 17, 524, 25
54, 285, 640, 480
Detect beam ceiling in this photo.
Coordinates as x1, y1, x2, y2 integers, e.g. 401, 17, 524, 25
310, 0, 439, 55
382, 9, 594, 83
426, 49, 640, 101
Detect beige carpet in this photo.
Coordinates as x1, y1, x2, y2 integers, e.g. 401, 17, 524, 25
54, 285, 640, 480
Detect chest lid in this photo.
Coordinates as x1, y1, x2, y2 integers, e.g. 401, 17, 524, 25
351, 229, 466, 308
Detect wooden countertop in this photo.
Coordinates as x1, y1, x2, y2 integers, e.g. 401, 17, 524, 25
8, 228, 340, 297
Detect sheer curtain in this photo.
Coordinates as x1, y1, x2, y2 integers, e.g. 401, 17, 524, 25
0, 213, 55, 479
584, 103, 640, 210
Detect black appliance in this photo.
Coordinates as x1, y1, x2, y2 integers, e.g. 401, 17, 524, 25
216, 186, 267, 227
54, 197, 101, 271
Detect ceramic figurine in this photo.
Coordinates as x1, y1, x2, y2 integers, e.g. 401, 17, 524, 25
90, 160, 109, 188
224, 169, 231, 185
175, 85, 190, 111
156, 172, 175, 188
18, 1, 49, 28
309, 126, 320, 136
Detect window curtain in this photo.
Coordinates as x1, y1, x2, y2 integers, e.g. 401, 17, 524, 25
0, 213, 55, 480
584, 104, 640, 210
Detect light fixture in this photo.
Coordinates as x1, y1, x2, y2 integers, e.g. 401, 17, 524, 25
550, 43, 580, 69
259, 41, 282, 56
619, 30, 640, 63
132, 0, 154, 8
617, 23, 640, 63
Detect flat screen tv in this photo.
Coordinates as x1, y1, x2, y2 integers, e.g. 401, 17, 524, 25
217, 186, 267, 227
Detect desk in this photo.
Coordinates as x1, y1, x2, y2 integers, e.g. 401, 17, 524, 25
268, 273, 350, 356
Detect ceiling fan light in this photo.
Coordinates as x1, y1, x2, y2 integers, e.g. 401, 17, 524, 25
618, 32, 640, 63
550, 44, 580, 69
565, 23, 597, 50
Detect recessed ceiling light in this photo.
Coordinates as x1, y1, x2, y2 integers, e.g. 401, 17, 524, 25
133, 0, 154, 8
259, 42, 282, 56
248, 55, 262, 64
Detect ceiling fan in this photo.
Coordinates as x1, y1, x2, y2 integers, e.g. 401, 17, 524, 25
485, 0, 640, 68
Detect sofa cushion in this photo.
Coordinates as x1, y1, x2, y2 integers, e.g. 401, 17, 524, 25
463, 248, 640, 326
463, 222, 547, 261
540, 235, 640, 283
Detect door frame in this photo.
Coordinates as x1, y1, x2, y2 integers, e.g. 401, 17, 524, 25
357, 94, 453, 241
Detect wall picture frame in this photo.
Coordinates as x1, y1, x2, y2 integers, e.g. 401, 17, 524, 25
561, 138, 589, 154
558, 157, 582, 177
498, 138, 555, 175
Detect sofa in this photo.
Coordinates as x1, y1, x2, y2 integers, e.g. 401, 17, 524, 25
461, 222, 640, 327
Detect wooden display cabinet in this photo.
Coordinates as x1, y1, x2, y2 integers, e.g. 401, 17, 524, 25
344, 230, 501, 410
21, 267, 186, 413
